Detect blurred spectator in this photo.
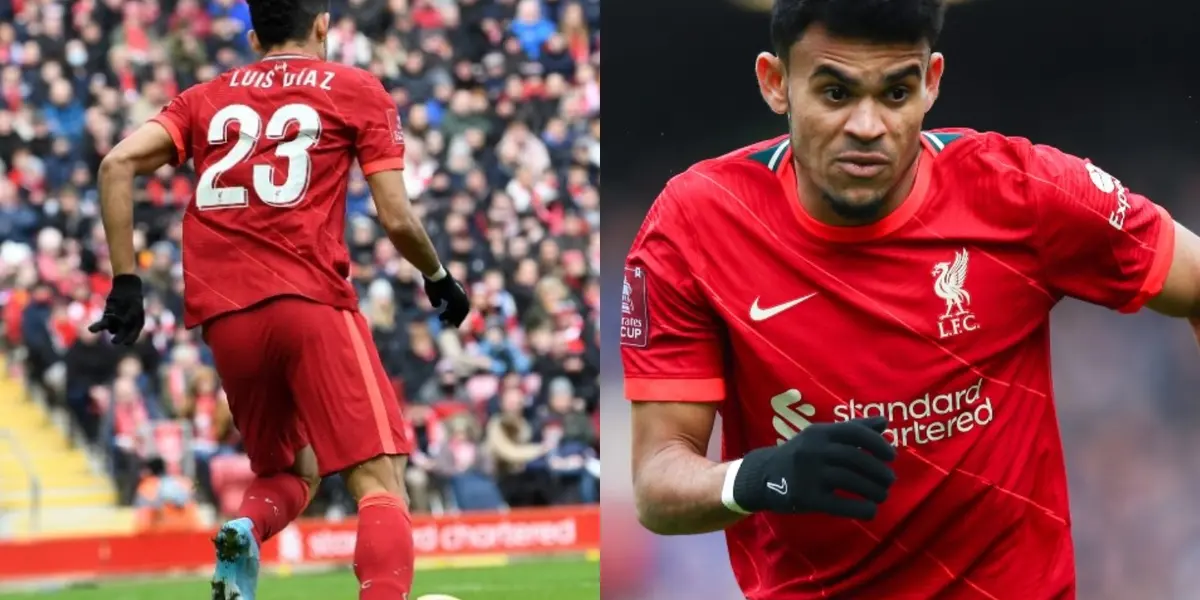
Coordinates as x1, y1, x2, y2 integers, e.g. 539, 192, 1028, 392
182, 368, 237, 503
134, 456, 201, 533
63, 324, 114, 442
109, 376, 150, 504
485, 384, 554, 506
403, 403, 446, 513
433, 413, 507, 511
533, 376, 597, 504
510, 0, 555, 60
0, 0, 599, 520
21, 282, 65, 404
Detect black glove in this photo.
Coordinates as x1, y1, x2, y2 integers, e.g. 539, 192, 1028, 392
88, 274, 146, 346
732, 416, 897, 520
424, 271, 470, 328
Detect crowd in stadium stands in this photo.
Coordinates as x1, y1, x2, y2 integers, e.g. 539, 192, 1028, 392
0, 0, 601, 519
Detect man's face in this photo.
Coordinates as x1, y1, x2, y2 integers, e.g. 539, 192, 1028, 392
757, 25, 943, 222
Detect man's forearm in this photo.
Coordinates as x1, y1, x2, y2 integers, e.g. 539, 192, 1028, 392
385, 217, 443, 279
98, 157, 137, 276
634, 443, 748, 535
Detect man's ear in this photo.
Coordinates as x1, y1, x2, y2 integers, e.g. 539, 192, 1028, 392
248, 29, 262, 55
315, 12, 331, 44
924, 52, 945, 113
755, 52, 790, 116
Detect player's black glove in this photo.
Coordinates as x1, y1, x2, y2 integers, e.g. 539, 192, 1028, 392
424, 270, 470, 328
88, 274, 146, 346
731, 416, 897, 520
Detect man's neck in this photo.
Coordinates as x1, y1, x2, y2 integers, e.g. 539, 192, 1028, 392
262, 44, 319, 59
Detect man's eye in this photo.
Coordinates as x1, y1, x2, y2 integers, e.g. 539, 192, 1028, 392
887, 87, 911, 102
823, 86, 849, 103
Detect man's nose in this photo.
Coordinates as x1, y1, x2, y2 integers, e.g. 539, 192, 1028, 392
843, 100, 888, 144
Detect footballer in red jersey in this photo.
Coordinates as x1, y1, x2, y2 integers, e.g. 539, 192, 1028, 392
88, 1, 469, 598
622, 1, 1200, 599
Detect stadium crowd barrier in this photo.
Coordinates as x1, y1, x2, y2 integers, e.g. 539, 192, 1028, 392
0, 505, 599, 583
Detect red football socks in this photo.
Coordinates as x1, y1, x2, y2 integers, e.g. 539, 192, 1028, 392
353, 492, 415, 599
235, 473, 310, 545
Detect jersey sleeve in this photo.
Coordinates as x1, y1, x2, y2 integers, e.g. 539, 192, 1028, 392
1025, 142, 1175, 313
352, 75, 406, 176
621, 183, 726, 402
149, 86, 196, 167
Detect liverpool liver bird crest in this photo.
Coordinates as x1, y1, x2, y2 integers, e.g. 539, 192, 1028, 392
932, 249, 971, 318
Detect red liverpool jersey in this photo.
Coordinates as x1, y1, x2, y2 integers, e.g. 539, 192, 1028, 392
621, 129, 1175, 599
151, 53, 406, 329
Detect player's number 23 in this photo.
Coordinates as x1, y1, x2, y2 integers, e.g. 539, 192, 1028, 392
196, 103, 322, 210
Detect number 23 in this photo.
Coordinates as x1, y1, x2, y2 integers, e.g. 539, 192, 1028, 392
195, 103, 322, 210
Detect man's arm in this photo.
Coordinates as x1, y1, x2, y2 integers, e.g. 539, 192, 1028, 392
632, 398, 896, 534
1146, 222, 1200, 319
352, 72, 445, 280
624, 181, 747, 535
631, 401, 746, 535
1144, 223, 1200, 349
365, 169, 444, 278
98, 122, 177, 275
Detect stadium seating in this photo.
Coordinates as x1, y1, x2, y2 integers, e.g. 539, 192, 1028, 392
0, 359, 120, 537
208, 453, 254, 518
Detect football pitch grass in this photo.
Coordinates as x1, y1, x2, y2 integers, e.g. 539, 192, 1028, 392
0, 557, 599, 600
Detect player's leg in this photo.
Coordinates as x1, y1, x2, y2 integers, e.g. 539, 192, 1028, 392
285, 303, 415, 599
341, 454, 414, 600
211, 446, 317, 600
232, 443, 321, 544
204, 303, 322, 600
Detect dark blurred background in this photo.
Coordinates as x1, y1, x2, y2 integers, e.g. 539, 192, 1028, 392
601, 0, 1200, 598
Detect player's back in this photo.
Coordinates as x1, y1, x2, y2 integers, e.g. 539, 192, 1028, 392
153, 54, 405, 328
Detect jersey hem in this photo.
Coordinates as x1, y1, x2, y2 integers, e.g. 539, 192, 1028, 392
361, 157, 405, 175
624, 377, 725, 401
187, 293, 360, 330
1118, 204, 1175, 314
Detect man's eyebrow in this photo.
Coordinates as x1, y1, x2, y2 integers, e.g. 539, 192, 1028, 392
883, 64, 923, 85
810, 63, 923, 86
811, 64, 858, 86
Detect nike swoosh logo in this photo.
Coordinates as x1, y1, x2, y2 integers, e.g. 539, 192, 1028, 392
766, 479, 788, 495
749, 292, 818, 322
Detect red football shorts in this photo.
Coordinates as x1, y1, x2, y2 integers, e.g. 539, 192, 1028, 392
203, 296, 412, 476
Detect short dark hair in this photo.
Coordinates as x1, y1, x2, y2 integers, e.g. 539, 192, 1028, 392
771, 0, 946, 58
248, 0, 329, 51
145, 456, 167, 477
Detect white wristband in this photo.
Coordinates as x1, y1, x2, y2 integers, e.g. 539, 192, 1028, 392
721, 459, 751, 515
427, 266, 447, 281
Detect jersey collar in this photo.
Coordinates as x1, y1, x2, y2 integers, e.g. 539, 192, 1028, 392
262, 52, 320, 61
